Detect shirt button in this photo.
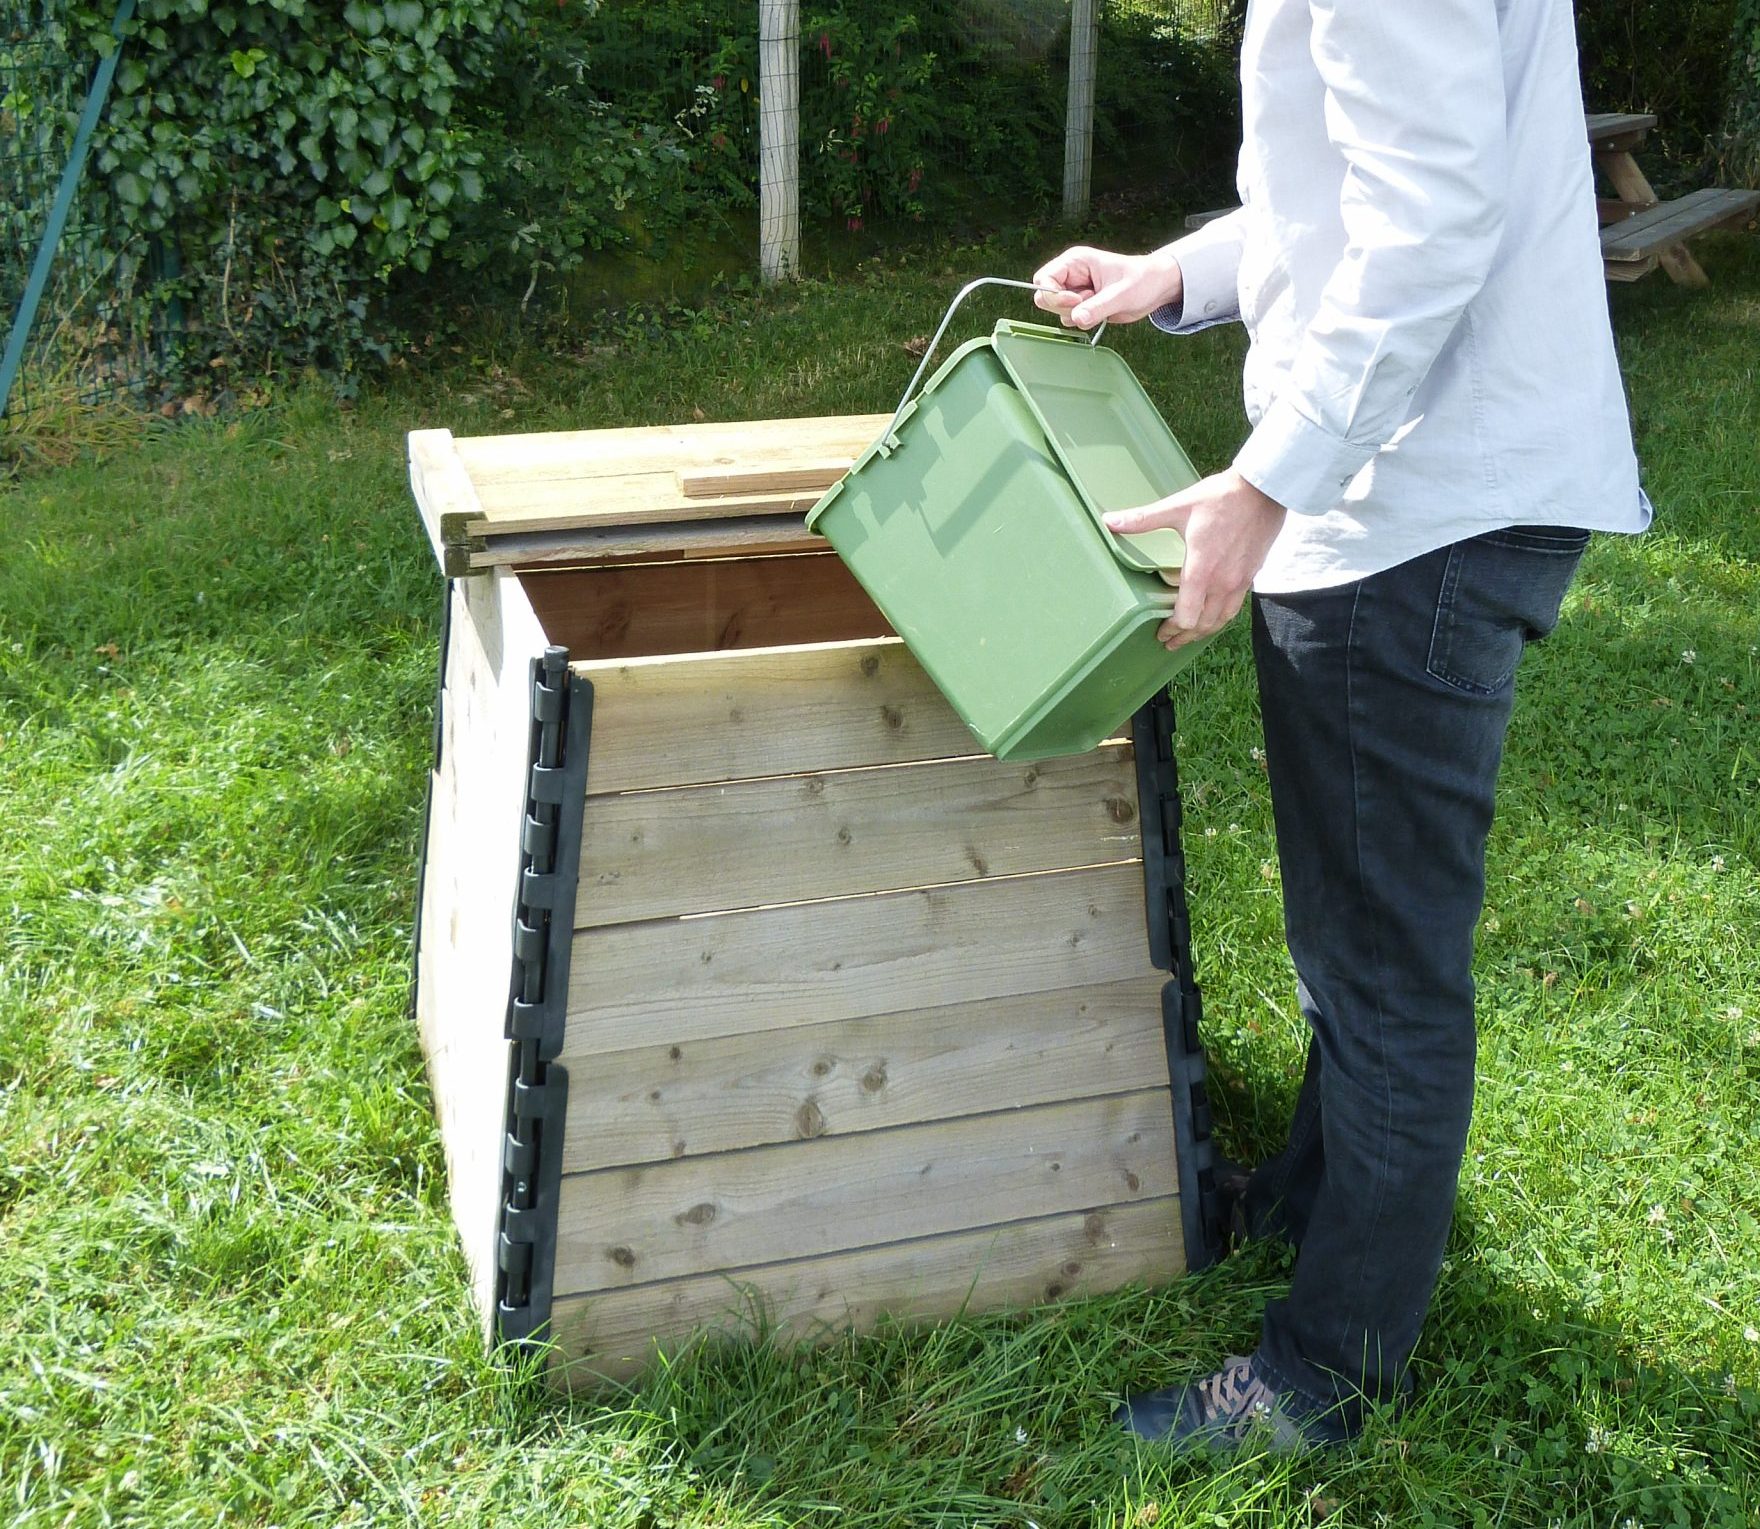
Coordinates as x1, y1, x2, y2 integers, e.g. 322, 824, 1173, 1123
1203, 300, 1219, 315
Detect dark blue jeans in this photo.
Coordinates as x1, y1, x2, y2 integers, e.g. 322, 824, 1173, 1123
1242, 525, 1589, 1428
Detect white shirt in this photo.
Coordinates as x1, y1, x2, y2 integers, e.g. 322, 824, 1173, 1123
1155, 0, 1651, 594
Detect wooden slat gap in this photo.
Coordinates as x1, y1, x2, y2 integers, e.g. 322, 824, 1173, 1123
572, 855, 1145, 933
667, 856, 1145, 925
587, 736, 1135, 800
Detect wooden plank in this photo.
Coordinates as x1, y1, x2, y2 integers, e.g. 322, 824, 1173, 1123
677, 463, 847, 500
480, 517, 824, 572
520, 553, 889, 663
576, 745, 1142, 927
1604, 255, 1659, 283
565, 861, 1156, 1052
570, 637, 980, 794
556, 974, 1171, 1173
1585, 111, 1655, 147
452, 414, 886, 491
1601, 188, 1760, 260
408, 428, 485, 578
552, 1089, 1175, 1296
1596, 196, 1645, 227
548, 1196, 1183, 1384
471, 471, 828, 536
1612, 188, 1760, 256
414, 570, 551, 1338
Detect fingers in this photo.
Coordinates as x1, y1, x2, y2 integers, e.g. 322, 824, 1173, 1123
1071, 273, 1138, 330
1157, 580, 1248, 651
1103, 491, 1195, 538
1032, 246, 1097, 292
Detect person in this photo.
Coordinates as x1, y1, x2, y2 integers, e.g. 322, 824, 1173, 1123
1032, 0, 1650, 1454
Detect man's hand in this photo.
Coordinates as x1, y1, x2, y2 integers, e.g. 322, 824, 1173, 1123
1032, 245, 1183, 330
1105, 471, 1288, 650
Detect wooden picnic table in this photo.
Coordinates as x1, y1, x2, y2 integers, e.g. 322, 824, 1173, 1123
1587, 111, 1759, 286
1187, 113, 1759, 288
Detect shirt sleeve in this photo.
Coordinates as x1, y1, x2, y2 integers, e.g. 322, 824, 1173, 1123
1148, 209, 1246, 335
1234, 0, 1510, 517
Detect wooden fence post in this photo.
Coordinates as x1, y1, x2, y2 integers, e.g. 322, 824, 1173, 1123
1063, 0, 1099, 224
759, 0, 801, 283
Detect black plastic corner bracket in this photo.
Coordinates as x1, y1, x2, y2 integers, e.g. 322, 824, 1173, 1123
1131, 689, 1226, 1274
495, 646, 593, 1351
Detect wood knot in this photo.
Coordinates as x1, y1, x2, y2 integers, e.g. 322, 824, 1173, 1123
609, 1246, 637, 1268
676, 1202, 717, 1227
1062, 1260, 1082, 1278
836, 826, 852, 846
1044, 1281, 1067, 1299
859, 654, 880, 678
796, 1100, 827, 1138
880, 704, 904, 731
804, 776, 826, 796
668, 1045, 683, 1062
967, 848, 990, 877
1124, 1171, 1141, 1192
861, 1064, 888, 1093
1022, 766, 1040, 787
1105, 796, 1136, 824
1083, 1213, 1105, 1243
810, 1057, 833, 1078
648, 1089, 662, 1103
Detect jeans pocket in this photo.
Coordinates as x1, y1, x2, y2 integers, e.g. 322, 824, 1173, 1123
1425, 527, 1589, 696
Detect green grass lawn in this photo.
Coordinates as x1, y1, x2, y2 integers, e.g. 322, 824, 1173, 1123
2, 231, 1758, 1527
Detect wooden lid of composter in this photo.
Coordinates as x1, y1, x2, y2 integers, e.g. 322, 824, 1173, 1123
408, 414, 888, 577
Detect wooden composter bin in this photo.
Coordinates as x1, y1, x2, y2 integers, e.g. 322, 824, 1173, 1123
406, 413, 1224, 1385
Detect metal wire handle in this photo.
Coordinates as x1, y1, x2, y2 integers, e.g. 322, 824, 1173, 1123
884, 276, 1108, 446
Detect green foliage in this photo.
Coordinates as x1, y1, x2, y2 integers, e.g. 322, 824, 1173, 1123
1573, 0, 1738, 170
445, 1, 694, 307
1725, 0, 1760, 186
69, 0, 523, 388
448, 1, 1238, 311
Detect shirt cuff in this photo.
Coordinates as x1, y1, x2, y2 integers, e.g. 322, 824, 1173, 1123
1149, 218, 1242, 335
1233, 394, 1379, 517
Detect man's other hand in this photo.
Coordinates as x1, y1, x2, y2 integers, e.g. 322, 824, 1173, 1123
1105, 471, 1288, 650
1032, 245, 1183, 331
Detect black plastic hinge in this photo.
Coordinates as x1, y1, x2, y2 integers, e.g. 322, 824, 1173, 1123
1131, 688, 1225, 1273
494, 645, 593, 1354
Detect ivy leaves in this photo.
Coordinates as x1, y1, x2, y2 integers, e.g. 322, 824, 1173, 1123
69, 0, 521, 375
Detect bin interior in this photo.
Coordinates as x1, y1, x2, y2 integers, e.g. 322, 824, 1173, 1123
517, 549, 891, 661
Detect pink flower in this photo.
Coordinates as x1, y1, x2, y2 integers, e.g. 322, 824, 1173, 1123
846, 215, 864, 231
819, 31, 832, 59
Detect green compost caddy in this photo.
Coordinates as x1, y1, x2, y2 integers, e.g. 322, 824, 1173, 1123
807, 278, 1209, 761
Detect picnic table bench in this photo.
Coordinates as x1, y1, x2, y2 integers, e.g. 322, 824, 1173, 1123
1184, 113, 1759, 288
1587, 113, 1760, 285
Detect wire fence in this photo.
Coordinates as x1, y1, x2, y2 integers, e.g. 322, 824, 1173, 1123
577, 0, 1238, 285
1, 0, 160, 422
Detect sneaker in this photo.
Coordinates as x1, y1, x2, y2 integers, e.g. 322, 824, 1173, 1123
1113, 1354, 1350, 1454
